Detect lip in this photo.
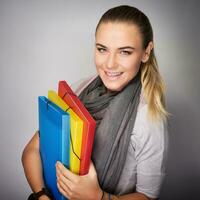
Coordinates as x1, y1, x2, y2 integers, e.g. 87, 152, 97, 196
104, 71, 123, 79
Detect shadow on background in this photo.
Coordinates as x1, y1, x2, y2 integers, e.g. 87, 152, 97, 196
160, 97, 200, 200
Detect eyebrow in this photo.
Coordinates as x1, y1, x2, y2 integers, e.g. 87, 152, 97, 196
96, 43, 135, 50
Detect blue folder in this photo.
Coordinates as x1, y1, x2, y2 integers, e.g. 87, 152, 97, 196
38, 96, 70, 200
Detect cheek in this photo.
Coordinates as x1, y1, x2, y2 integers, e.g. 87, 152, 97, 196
122, 56, 141, 73
94, 53, 104, 71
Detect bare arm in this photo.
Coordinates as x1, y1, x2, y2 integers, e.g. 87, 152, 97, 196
103, 191, 156, 200
21, 131, 50, 200
56, 161, 157, 200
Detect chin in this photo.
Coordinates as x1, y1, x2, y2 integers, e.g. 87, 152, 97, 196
102, 80, 125, 92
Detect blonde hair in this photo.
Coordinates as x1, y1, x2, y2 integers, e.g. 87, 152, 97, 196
141, 49, 170, 122
95, 5, 170, 122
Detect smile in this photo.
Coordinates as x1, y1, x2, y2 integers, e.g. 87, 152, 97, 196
105, 71, 123, 77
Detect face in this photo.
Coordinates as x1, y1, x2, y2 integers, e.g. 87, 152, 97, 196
95, 22, 149, 91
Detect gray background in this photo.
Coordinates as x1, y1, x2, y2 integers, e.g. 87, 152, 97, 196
0, 0, 199, 199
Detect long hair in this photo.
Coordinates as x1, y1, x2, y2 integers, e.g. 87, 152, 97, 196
95, 5, 170, 122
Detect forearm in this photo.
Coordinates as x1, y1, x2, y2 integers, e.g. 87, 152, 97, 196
22, 145, 45, 193
102, 191, 151, 200
22, 132, 51, 200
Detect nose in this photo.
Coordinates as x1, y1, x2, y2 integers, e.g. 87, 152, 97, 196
106, 53, 117, 70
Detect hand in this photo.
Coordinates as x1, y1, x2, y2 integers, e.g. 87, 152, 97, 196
56, 161, 103, 200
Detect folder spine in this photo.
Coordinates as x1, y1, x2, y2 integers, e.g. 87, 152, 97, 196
62, 115, 70, 169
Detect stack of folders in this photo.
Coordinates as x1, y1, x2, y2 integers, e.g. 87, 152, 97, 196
38, 81, 96, 200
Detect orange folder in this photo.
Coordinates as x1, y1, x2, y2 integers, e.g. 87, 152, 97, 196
58, 81, 96, 175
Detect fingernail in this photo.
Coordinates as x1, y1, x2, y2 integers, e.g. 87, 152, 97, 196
57, 161, 61, 165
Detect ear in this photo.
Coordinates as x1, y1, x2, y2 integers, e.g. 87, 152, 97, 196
141, 41, 154, 63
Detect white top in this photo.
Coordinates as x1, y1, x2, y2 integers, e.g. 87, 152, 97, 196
70, 74, 169, 198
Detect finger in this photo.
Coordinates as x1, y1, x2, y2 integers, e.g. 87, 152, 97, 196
89, 161, 95, 171
57, 177, 71, 194
88, 161, 97, 176
56, 168, 73, 191
57, 181, 77, 200
56, 161, 78, 182
57, 181, 70, 198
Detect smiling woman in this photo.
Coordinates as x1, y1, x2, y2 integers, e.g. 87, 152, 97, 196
94, 22, 151, 92
22, 5, 169, 200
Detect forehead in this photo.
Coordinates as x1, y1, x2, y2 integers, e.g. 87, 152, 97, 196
95, 22, 143, 48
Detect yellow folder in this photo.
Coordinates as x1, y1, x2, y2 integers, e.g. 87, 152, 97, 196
48, 90, 83, 174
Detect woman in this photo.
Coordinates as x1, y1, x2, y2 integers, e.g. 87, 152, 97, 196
22, 5, 169, 200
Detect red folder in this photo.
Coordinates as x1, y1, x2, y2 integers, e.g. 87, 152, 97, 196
58, 81, 96, 175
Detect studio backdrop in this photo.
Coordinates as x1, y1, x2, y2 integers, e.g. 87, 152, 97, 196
0, 0, 199, 199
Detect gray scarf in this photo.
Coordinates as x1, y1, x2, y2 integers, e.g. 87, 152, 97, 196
78, 71, 142, 194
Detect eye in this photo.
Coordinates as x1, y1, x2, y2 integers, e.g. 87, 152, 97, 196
97, 47, 106, 53
120, 50, 132, 55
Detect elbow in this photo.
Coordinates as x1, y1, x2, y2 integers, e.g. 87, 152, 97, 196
21, 144, 40, 168
21, 144, 32, 168
21, 145, 27, 167
21, 131, 40, 169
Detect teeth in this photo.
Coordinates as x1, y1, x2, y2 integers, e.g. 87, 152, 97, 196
106, 71, 122, 77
